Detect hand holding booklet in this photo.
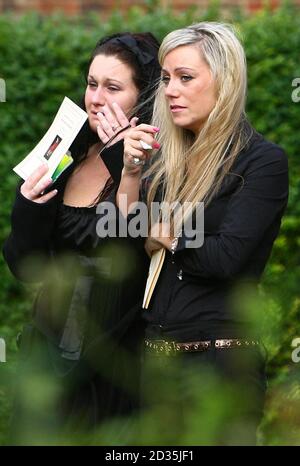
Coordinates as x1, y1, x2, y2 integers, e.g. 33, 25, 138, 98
13, 97, 88, 181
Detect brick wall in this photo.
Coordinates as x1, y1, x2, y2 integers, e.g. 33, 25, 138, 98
0, 0, 298, 15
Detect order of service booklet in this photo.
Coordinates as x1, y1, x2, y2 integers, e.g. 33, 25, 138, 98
13, 97, 88, 181
142, 248, 166, 309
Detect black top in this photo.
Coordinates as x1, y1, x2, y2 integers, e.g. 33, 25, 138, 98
3, 141, 148, 355
143, 130, 289, 341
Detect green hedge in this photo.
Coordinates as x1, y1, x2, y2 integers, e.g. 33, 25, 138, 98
0, 2, 299, 445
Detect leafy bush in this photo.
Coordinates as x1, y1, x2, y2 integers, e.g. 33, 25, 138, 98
0, 2, 299, 445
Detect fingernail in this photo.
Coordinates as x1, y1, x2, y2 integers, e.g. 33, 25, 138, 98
153, 142, 160, 149
153, 127, 160, 132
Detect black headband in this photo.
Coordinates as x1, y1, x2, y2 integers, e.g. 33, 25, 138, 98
107, 35, 156, 67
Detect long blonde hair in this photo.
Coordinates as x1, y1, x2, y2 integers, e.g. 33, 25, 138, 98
146, 22, 251, 234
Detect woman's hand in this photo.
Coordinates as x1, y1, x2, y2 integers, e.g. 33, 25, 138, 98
145, 236, 162, 258
20, 164, 57, 203
116, 123, 160, 216
123, 124, 160, 176
96, 102, 139, 147
145, 222, 172, 257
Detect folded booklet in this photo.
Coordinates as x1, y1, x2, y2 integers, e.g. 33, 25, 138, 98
143, 248, 166, 309
13, 96, 88, 181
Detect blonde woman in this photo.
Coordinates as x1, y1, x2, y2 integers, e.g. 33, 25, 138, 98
117, 23, 288, 444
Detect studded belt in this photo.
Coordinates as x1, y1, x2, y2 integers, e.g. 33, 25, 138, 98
145, 338, 260, 356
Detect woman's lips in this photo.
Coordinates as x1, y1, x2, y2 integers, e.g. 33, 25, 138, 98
90, 112, 101, 121
170, 105, 186, 113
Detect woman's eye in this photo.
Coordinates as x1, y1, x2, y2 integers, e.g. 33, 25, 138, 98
181, 75, 193, 82
161, 76, 170, 84
88, 81, 97, 88
108, 86, 120, 92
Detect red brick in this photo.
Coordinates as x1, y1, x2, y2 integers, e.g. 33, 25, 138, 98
37, 0, 80, 15
1, 0, 300, 15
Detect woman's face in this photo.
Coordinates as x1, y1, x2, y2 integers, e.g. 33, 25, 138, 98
85, 54, 139, 132
162, 44, 217, 134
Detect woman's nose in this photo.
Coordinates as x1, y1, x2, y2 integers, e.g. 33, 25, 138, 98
91, 86, 106, 106
165, 79, 180, 98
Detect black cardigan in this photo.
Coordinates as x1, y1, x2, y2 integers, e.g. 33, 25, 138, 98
143, 130, 289, 341
3, 140, 125, 282
3, 141, 148, 348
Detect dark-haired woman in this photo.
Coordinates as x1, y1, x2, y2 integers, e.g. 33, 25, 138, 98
3, 32, 161, 444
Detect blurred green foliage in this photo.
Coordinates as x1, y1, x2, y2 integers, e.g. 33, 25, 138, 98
0, 1, 299, 445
